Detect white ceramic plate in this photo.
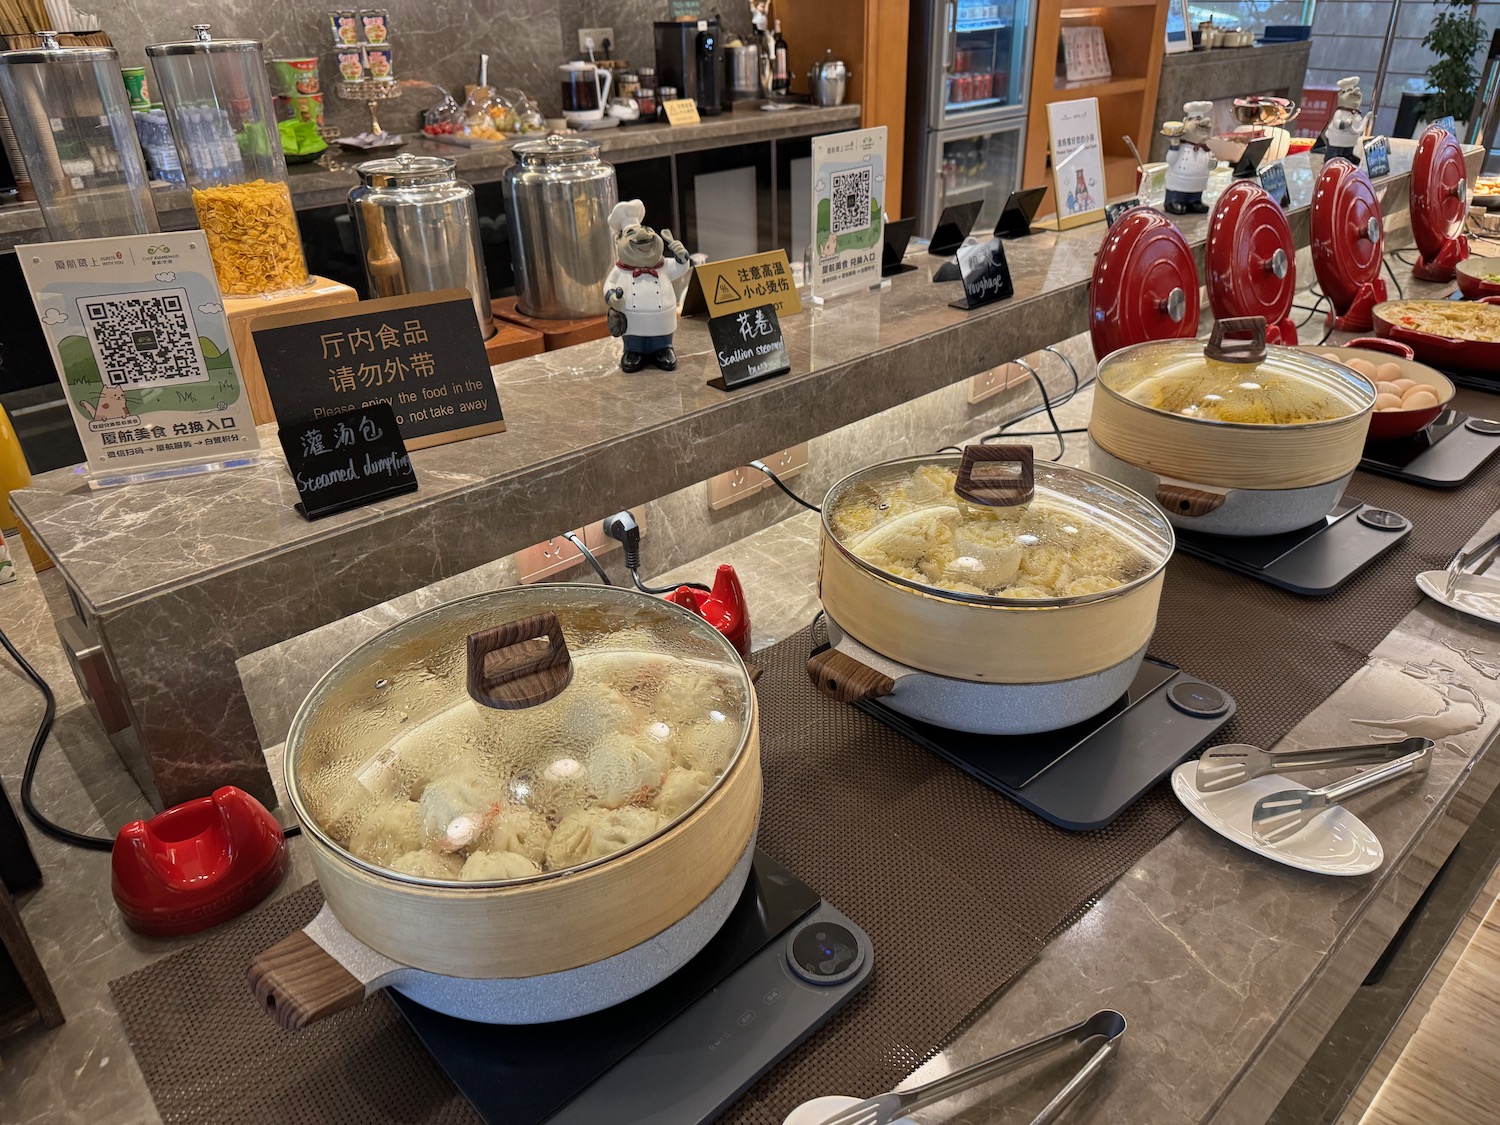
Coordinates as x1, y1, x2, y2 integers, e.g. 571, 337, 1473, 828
1417, 570, 1500, 626
783, 1096, 914, 1125
1171, 762, 1384, 876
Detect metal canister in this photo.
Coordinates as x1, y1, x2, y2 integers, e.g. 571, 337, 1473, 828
348, 153, 494, 338
503, 134, 617, 320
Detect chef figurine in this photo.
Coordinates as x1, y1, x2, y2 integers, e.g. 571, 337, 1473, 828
1163, 101, 1217, 215
603, 199, 693, 373
1324, 76, 1366, 163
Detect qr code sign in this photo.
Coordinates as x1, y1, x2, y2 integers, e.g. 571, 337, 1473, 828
831, 167, 872, 236
77, 288, 209, 391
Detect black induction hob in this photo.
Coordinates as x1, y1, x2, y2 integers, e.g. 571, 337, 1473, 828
395, 850, 873, 1125
1361, 410, 1500, 486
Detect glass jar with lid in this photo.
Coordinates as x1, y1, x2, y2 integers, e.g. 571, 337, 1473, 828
0, 32, 158, 239
146, 24, 309, 296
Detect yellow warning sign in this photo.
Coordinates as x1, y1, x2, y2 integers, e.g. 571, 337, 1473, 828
682, 250, 802, 319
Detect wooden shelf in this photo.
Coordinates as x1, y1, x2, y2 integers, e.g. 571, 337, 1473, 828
1061, 0, 1161, 9
1051, 76, 1148, 99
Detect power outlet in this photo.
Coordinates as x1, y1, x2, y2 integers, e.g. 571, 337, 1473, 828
707, 444, 811, 510
517, 508, 646, 584
968, 363, 1030, 404
577, 26, 614, 53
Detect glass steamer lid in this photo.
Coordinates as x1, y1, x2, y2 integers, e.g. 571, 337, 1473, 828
822, 446, 1173, 606
1098, 317, 1376, 426
0, 34, 159, 239
287, 585, 753, 888
146, 24, 308, 296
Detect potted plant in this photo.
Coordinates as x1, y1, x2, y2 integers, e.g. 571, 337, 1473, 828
1422, 0, 1488, 124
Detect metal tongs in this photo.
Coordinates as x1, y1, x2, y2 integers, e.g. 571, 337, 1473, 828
1445, 528, 1500, 600
1252, 744, 1433, 845
816, 1009, 1126, 1125
1195, 736, 1433, 793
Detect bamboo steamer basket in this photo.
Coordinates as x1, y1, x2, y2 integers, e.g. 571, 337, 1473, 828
284, 584, 760, 980
816, 446, 1173, 685
1089, 316, 1376, 491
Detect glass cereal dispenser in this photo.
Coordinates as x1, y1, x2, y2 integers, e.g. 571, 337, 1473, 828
0, 33, 159, 239
146, 24, 309, 296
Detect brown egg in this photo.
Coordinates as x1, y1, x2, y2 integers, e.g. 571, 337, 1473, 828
1374, 392, 1404, 411
1402, 389, 1439, 410
1347, 358, 1379, 379
1375, 362, 1405, 383
1319, 352, 1341, 361
1391, 378, 1416, 393
1376, 380, 1401, 396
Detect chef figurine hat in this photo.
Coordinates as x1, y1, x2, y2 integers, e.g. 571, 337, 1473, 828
1337, 75, 1360, 92
608, 198, 647, 238
1184, 101, 1213, 119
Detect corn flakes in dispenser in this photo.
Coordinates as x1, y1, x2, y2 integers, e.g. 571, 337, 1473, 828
191, 179, 309, 296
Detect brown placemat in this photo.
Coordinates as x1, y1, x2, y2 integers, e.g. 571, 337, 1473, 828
109, 417, 1500, 1125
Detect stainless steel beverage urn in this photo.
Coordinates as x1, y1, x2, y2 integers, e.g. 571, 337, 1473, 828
348, 153, 494, 338
503, 134, 617, 320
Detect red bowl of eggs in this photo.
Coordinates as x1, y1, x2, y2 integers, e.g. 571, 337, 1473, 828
1301, 341, 1456, 441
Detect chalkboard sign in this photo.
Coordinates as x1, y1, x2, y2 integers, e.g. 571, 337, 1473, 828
252, 289, 505, 451
949, 238, 1014, 311
707, 303, 791, 391
1365, 136, 1391, 178
1258, 161, 1291, 207
1434, 115, 1458, 140
1105, 198, 1141, 227
279, 401, 417, 520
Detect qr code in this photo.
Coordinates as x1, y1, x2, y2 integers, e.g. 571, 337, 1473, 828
830, 167, 872, 236
77, 288, 209, 391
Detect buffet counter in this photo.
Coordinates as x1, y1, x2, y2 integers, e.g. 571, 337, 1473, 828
0, 102, 861, 250
9, 139, 1477, 813
6, 270, 1500, 1120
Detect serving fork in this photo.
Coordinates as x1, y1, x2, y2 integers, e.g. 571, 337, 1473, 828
815, 1009, 1125, 1125
1446, 528, 1500, 600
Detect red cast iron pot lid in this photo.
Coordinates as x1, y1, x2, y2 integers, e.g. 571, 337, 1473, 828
1311, 159, 1385, 312
1410, 124, 1469, 260
1205, 180, 1296, 325
1090, 208, 1200, 361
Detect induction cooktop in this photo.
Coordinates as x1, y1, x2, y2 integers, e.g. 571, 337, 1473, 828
395, 850, 873, 1125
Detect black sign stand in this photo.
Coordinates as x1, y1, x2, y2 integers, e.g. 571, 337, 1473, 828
1365, 135, 1391, 178
993, 186, 1048, 240
1259, 161, 1291, 207
881, 216, 917, 277
948, 238, 1014, 311
928, 199, 983, 257
706, 303, 792, 391
1231, 136, 1274, 179
278, 401, 418, 520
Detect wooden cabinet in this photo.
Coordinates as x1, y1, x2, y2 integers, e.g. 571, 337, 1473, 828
1023, 0, 1171, 213
777, 0, 910, 216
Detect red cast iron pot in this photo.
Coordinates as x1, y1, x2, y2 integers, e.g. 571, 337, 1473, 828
1205, 180, 1298, 344
1409, 124, 1471, 282
1372, 295, 1500, 375
1311, 158, 1388, 332
1089, 207, 1199, 362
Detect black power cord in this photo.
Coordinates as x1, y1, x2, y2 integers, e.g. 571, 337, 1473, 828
982, 358, 1072, 459
560, 531, 612, 585
2, 624, 302, 850
748, 460, 820, 512
601, 511, 711, 595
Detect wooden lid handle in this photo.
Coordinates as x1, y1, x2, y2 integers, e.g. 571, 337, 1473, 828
467, 612, 573, 710
1205, 316, 1268, 364
807, 645, 896, 704
247, 931, 366, 1032
955, 444, 1035, 507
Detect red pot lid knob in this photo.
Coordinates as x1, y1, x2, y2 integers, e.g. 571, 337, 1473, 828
1311, 159, 1384, 315
1090, 208, 1201, 361
1206, 180, 1296, 327
1410, 124, 1468, 259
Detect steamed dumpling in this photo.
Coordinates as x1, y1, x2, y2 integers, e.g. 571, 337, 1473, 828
672, 711, 741, 774
390, 850, 464, 879
482, 806, 552, 865
586, 733, 670, 808
460, 849, 541, 881
544, 807, 664, 871
655, 766, 712, 819
419, 775, 498, 852
348, 799, 424, 866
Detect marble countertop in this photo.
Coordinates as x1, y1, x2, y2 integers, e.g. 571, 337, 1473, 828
11, 141, 1447, 632
6, 255, 1500, 1122
0, 104, 861, 248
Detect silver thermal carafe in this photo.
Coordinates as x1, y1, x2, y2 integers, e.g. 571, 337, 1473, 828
654, 18, 722, 116
349, 153, 494, 338
503, 134, 618, 320
724, 40, 760, 102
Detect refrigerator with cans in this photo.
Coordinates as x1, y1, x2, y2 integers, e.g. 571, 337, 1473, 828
904, 0, 1036, 235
